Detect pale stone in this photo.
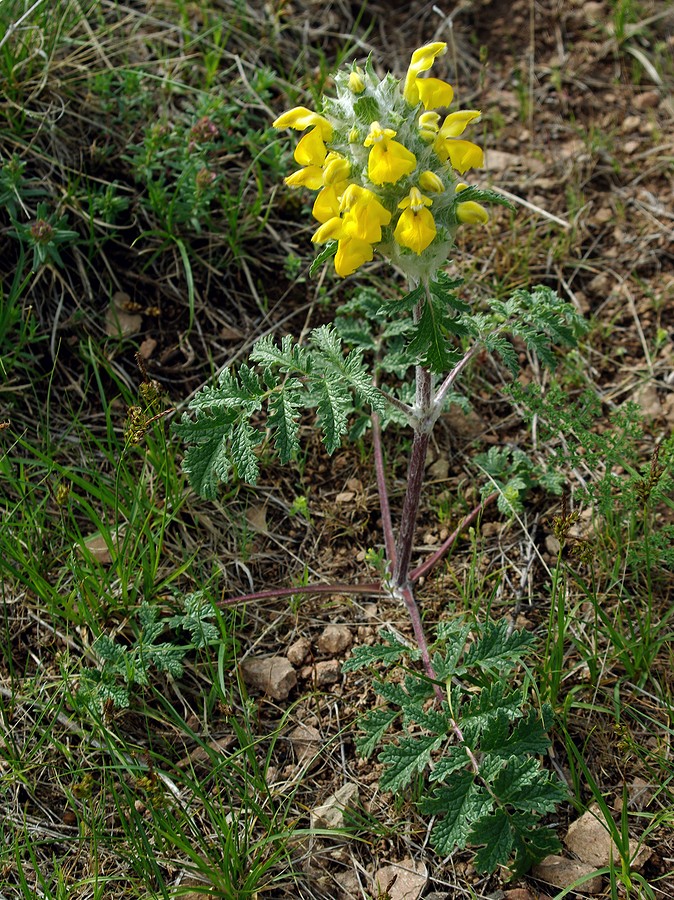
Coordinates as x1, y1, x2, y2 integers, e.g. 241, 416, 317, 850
240, 656, 296, 700
310, 782, 359, 829
288, 723, 321, 770
316, 624, 352, 655
286, 636, 311, 666
372, 858, 428, 900
532, 855, 603, 894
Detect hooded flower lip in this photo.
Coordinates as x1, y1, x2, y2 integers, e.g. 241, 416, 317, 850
394, 187, 436, 254
403, 42, 453, 109
272, 43, 491, 277
364, 121, 417, 185
272, 106, 333, 140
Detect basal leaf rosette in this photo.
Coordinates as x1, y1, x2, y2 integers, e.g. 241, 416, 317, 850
273, 42, 490, 280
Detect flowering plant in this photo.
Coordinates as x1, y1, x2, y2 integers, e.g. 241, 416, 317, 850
177, 43, 584, 875
273, 42, 494, 280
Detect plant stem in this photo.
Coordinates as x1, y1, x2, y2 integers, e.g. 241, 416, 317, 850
216, 581, 386, 608
372, 410, 396, 566
410, 491, 498, 583
392, 424, 430, 588
399, 583, 444, 703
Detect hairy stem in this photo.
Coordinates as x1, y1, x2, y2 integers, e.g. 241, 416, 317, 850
399, 583, 444, 703
372, 411, 396, 566
392, 423, 430, 588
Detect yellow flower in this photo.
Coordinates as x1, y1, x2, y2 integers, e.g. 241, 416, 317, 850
433, 111, 484, 173
403, 42, 452, 108
293, 127, 327, 167
340, 184, 392, 243
311, 217, 374, 277
272, 106, 333, 140
364, 121, 417, 185
418, 111, 440, 142
311, 186, 392, 277
284, 166, 324, 190
418, 170, 445, 193
456, 183, 489, 224
312, 155, 351, 223
394, 187, 436, 254
348, 68, 366, 94
416, 77, 454, 110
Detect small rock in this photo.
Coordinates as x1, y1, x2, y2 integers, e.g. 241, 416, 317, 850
240, 656, 296, 700
310, 782, 359, 830
335, 491, 355, 503
428, 455, 449, 480
105, 290, 142, 337
334, 869, 361, 898
137, 337, 157, 359
288, 723, 321, 770
622, 115, 641, 133
633, 90, 660, 110
532, 855, 603, 894
287, 636, 311, 666
545, 533, 561, 556
316, 624, 353, 655
302, 659, 341, 686
565, 805, 651, 870
633, 383, 661, 420
372, 858, 428, 900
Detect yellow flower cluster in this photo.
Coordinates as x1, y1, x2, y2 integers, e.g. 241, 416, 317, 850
273, 42, 489, 278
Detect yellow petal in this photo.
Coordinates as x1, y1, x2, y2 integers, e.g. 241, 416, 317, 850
445, 139, 484, 173
311, 217, 344, 243
394, 206, 437, 254
403, 42, 447, 104
294, 127, 327, 167
312, 186, 342, 223
416, 77, 454, 110
334, 237, 374, 277
273, 106, 333, 140
363, 121, 398, 148
398, 186, 432, 211
419, 170, 445, 193
284, 166, 325, 190
457, 201, 489, 224
367, 140, 417, 185
323, 155, 350, 185
438, 110, 481, 138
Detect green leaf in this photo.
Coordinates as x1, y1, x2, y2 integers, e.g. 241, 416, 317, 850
378, 733, 443, 792
174, 409, 236, 498
458, 682, 523, 744
463, 619, 535, 671
470, 809, 513, 872
355, 707, 400, 759
231, 421, 263, 483
428, 746, 472, 782
250, 333, 310, 373
510, 819, 562, 877
407, 296, 463, 373
423, 772, 493, 852
310, 240, 337, 275
267, 383, 303, 463
312, 377, 352, 454
342, 631, 420, 672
